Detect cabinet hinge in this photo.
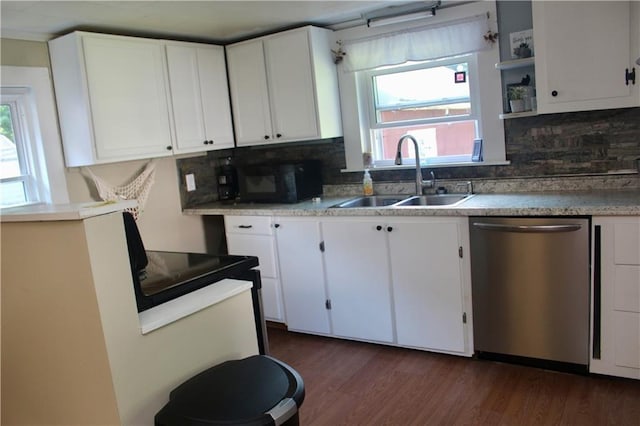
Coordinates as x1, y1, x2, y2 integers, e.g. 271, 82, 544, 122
626, 67, 636, 85
325, 299, 332, 310
458, 246, 463, 258
319, 241, 325, 252
462, 312, 467, 324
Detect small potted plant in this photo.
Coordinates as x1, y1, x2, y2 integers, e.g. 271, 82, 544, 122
508, 86, 527, 113
513, 42, 532, 58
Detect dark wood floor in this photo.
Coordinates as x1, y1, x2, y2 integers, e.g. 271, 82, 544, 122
267, 327, 640, 426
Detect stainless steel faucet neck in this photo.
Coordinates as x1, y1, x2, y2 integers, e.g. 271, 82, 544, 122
395, 134, 435, 195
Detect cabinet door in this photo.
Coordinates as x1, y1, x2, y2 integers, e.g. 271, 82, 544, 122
226, 233, 282, 321
264, 29, 318, 142
533, 1, 639, 114
226, 40, 273, 146
166, 44, 234, 153
82, 35, 173, 160
591, 217, 640, 379
322, 220, 394, 343
198, 46, 234, 150
388, 219, 467, 354
275, 218, 331, 334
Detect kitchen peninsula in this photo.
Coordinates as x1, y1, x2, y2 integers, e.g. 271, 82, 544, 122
1, 202, 260, 425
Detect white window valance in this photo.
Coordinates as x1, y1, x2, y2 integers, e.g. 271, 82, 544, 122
342, 14, 490, 72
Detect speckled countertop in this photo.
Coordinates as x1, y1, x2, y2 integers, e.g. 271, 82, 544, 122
183, 189, 640, 217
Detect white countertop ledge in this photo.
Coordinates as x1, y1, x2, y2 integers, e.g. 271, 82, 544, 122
0, 200, 137, 222
138, 279, 253, 335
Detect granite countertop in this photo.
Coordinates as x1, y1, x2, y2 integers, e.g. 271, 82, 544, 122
183, 189, 640, 217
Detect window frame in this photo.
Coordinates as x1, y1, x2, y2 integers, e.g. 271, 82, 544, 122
1, 66, 70, 209
1, 88, 43, 207
333, 0, 507, 173
363, 55, 482, 167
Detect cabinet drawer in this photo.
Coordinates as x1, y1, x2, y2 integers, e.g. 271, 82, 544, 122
613, 223, 640, 265
225, 216, 273, 235
614, 265, 640, 313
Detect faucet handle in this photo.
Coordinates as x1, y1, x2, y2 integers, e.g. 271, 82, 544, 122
456, 181, 473, 194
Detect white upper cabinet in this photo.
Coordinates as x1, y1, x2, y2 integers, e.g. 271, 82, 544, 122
225, 40, 273, 145
165, 43, 234, 153
226, 26, 342, 147
50, 32, 174, 166
49, 32, 235, 167
532, 1, 640, 114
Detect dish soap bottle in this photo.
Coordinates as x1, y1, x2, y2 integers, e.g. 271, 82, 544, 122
363, 169, 373, 196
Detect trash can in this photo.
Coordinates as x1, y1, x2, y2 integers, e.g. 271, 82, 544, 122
155, 355, 305, 426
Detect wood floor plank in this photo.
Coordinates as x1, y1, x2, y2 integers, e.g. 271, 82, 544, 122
268, 327, 640, 425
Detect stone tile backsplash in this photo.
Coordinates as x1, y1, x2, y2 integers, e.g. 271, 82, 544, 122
177, 107, 640, 206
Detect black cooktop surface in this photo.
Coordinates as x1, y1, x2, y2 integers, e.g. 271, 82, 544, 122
134, 251, 259, 311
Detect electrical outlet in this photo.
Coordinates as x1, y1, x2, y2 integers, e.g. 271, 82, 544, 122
185, 173, 196, 192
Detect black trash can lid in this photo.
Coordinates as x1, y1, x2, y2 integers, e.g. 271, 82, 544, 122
156, 355, 304, 426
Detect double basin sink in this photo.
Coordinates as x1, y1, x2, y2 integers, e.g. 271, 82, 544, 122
330, 193, 473, 209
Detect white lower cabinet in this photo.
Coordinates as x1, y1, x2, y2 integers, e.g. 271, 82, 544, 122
272, 215, 473, 356
591, 217, 640, 379
322, 219, 395, 343
224, 216, 284, 322
273, 218, 330, 335
388, 218, 470, 354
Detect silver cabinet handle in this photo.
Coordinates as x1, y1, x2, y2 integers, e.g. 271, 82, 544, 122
472, 222, 582, 233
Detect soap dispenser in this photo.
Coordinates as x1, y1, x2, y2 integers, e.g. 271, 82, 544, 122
363, 169, 373, 196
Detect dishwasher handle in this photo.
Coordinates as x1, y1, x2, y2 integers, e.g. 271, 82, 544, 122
472, 222, 583, 233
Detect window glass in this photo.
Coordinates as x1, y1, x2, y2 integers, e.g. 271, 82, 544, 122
0, 93, 38, 207
366, 57, 479, 166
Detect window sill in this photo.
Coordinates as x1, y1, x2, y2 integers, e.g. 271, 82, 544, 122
341, 160, 511, 173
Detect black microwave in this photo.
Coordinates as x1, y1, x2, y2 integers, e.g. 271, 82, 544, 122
236, 161, 322, 203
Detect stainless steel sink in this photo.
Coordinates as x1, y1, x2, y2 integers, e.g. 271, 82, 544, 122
393, 194, 472, 207
330, 195, 409, 208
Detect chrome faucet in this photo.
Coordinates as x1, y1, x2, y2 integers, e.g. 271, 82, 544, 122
395, 134, 435, 195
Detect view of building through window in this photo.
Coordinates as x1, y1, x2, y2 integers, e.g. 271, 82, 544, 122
368, 58, 478, 165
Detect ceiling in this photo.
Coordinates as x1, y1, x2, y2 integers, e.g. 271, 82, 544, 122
0, 1, 430, 43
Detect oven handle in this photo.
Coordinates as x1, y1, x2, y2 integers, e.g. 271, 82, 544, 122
472, 222, 583, 233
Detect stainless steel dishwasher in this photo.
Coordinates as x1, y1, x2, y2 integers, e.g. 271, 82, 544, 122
469, 217, 590, 372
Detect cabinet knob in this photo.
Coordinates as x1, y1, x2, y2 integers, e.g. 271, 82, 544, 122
276, 133, 282, 138
376, 225, 382, 231
264, 135, 270, 140
166, 146, 172, 151
274, 223, 280, 228
551, 90, 558, 97
387, 226, 393, 232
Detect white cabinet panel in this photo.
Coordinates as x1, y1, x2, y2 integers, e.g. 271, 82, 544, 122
226, 40, 272, 146
591, 217, 640, 379
225, 215, 283, 322
226, 26, 342, 147
226, 233, 277, 279
166, 43, 234, 153
265, 30, 318, 141
322, 220, 394, 343
49, 32, 174, 166
388, 219, 467, 354
533, 1, 639, 114
49, 32, 234, 166
275, 218, 331, 335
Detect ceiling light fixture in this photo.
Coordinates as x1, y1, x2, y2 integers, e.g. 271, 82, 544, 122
363, 1, 441, 29
367, 8, 437, 28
